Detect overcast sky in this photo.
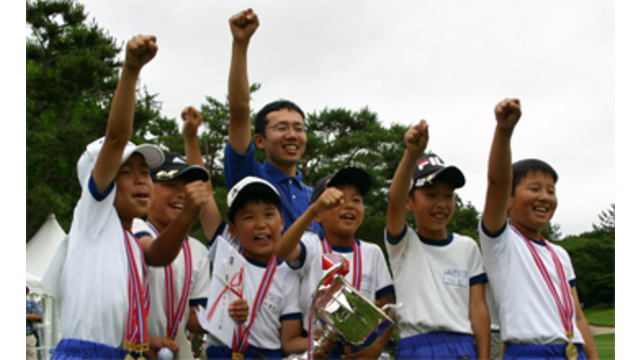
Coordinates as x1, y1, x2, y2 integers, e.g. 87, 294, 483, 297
71, 0, 616, 237
20, 0, 615, 238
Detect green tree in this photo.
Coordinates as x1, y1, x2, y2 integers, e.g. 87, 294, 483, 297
26, 0, 121, 239
302, 107, 409, 247
592, 203, 615, 240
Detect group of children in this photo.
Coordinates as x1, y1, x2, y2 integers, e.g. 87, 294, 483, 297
49, 7, 598, 360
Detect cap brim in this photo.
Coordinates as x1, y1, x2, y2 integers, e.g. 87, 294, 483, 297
152, 164, 210, 183
311, 167, 371, 203
123, 144, 165, 169
428, 166, 466, 189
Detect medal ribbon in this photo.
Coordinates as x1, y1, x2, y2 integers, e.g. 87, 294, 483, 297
146, 221, 192, 339
123, 226, 149, 350
232, 254, 278, 355
321, 238, 362, 290
512, 225, 574, 337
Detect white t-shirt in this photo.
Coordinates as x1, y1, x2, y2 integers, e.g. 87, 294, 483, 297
289, 232, 395, 334
206, 236, 302, 351
132, 219, 210, 338
478, 221, 585, 345
59, 176, 145, 348
385, 225, 486, 339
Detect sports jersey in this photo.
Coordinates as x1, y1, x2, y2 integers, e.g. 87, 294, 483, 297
206, 237, 302, 352
385, 225, 486, 339
132, 219, 210, 339
289, 232, 395, 334
57, 175, 145, 348
478, 221, 585, 345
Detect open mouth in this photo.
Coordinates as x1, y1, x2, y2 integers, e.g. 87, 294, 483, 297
254, 234, 272, 244
431, 213, 448, 220
283, 144, 299, 155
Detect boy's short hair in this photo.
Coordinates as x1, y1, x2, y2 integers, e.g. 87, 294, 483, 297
409, 153, 465, 194
255, 99, 306, 137
511, 159, 558, 195
151, 151, 210, 183
310, 167, 372, 204
76, 137, 164, 187
227, 176, 283, 224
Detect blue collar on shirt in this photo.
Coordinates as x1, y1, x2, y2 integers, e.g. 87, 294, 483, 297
263, 160, 304, 185
245, 256, 284, 268
417, 232, 454, 246
322, 239, 362, 253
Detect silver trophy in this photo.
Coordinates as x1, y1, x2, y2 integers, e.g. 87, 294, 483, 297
296, 255, 395, 359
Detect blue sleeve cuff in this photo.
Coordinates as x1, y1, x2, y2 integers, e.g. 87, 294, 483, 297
480, 220, 508, 238
569, 278, 577, 288
375, 285, 395, 300
88, 175, 115, 202
280, 313, 303, 322
470, 273, 488, 286
189, 298, 208, 308
386, 224, 407, 245
134, 231, 152, 240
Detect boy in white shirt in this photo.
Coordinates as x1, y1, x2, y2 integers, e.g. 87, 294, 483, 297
386, 120, 490, 359
52, 35, 207, 359
479, 98, 597, 359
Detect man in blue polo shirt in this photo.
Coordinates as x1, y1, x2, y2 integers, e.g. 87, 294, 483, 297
225, 8, 321, 234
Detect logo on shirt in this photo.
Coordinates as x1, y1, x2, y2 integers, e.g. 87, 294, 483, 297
443, 268, 468, 287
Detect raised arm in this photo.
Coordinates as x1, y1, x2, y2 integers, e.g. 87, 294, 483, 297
482, 98, 521, 234
182, 106, 222, 241
93, 35, 157, 193
274, 187, 343, 261
386, 120, 429, 238
227, 9, 259, 154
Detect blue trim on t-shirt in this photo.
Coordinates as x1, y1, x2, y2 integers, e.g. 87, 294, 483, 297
470, 273, 488, 286
280, 312, 302, 322
329, 239, 361, 253
481, 220, 508, 238
245, 256, 284, 268
417, 232, 454, 246
189, 298, 208, 308
375, 284, 396, 300
88, 174, 115, 202
134, 231, 152, 240
386, 224, 408, 245
285, 241, 307, 270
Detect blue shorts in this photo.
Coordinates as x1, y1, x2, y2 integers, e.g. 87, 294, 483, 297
51, 338, 130, 359
206, 345, 283, 360
504, 343, 586, 360
395, 332, 477, 359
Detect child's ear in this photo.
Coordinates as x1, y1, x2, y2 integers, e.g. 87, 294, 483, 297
254, 133, 266, 150
406, 195, 414, 212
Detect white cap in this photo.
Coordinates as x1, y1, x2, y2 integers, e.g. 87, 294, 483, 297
227, 176, 280, 210
76, 137, 165, 186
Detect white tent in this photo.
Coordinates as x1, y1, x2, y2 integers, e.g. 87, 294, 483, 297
27, 214, 67, 360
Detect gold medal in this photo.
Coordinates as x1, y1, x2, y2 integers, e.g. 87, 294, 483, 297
565, 341, 578, 360
124, 354, 135, 360
232, 352, 244, 360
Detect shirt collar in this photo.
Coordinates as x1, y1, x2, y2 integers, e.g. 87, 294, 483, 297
264, 160, 303, 185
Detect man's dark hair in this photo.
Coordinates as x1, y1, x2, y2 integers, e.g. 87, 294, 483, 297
512, 159, 558, 195
254, 99, 306, 137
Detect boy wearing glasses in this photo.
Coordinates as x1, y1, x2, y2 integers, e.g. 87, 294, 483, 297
224, 8, 321, 234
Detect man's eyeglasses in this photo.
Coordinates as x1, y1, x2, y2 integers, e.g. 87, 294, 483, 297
266, 122, 307, 134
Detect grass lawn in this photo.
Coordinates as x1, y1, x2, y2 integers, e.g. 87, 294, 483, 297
593, 333, 615, 359
583, 306, 615, 327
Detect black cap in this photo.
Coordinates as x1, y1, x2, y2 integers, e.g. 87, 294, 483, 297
411, 153, 465, 190
151, 151, 210, 183
310, 167, 372, 204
